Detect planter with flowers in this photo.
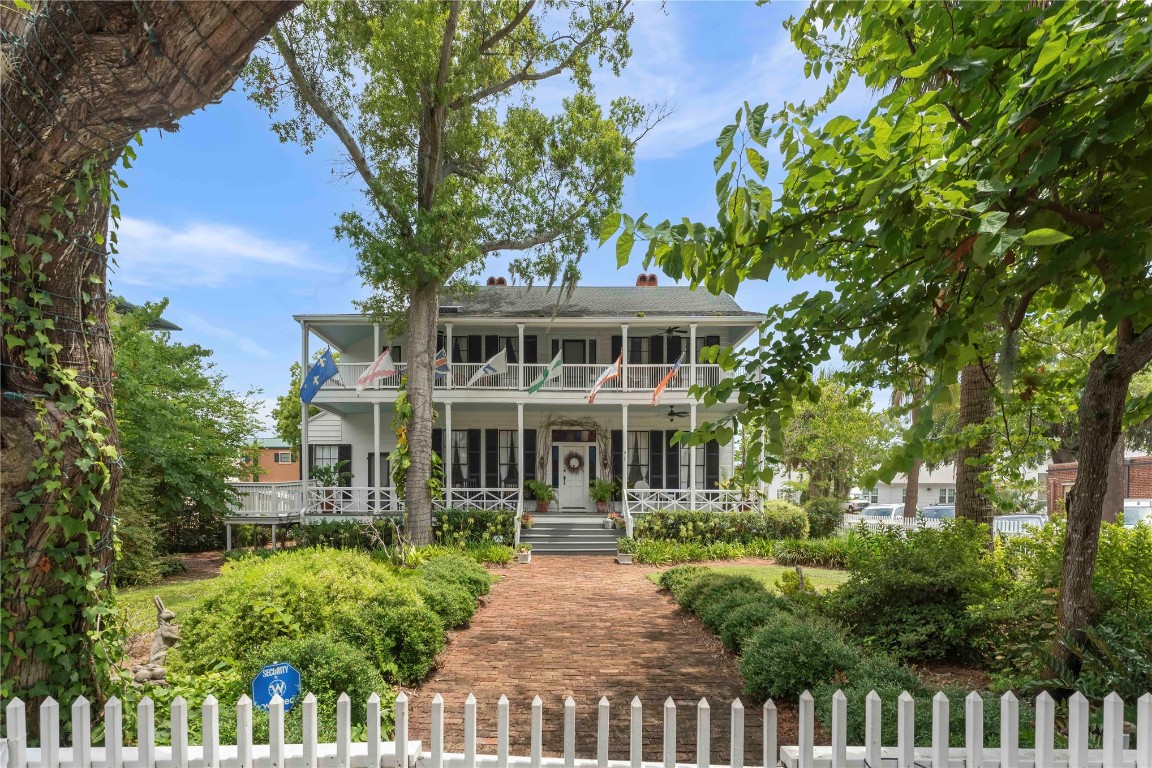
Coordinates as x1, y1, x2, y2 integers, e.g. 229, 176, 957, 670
516, 543, 532, 564
615, 536, 636, 565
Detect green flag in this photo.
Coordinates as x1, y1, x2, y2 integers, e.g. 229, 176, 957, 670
528, 351, 564, 394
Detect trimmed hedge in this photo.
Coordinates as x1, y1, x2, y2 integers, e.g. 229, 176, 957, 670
772, 536, 859, 569
740, 613, 864, 700
414, 577, 477, 629
633, 538, 776, 565
719, 597, 786, 653
292, 509, 515, 550
416, 554, 493, 599
632, 506, 808, 544
657, 565, 710, 599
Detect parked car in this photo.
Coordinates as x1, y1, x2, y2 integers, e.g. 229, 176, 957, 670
859, 503, 904, 524
992, 513, 1048, 535
1121, 499, 1152, 528
846, 497, 872, 512
919, 504, 955, 520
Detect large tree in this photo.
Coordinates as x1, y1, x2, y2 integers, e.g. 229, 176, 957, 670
611, 1, 1152, 666
246, 0, 658, 543
1, 0, 295, 705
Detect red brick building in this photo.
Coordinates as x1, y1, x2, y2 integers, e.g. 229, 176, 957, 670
249, 437, 299, 482
1047, 455, 1152, 515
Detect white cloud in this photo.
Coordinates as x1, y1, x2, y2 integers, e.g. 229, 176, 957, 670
110, 217, 344, 288
174, 311, 276, 360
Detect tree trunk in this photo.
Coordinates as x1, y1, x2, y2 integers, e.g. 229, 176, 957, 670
404, 280, 441, 545
1101, 435, 1125, 523
955, 362, 995, 526
1051, 350, 1134, 670
1, 0, 295, 706
904, 458, 922, 519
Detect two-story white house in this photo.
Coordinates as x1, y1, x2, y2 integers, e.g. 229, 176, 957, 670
295, 276, 764, 519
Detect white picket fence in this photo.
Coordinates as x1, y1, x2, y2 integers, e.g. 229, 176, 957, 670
5, 689, 1150, 768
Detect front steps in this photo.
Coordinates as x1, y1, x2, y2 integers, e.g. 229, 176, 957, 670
519, 515, 622, 555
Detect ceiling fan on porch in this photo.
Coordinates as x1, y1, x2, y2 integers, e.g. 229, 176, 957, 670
659, 326, 688, 337
666, 405, 688, 422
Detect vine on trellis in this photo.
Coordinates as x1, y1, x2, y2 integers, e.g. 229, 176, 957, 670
0, 143, 138, 704
388, 377, 443, 501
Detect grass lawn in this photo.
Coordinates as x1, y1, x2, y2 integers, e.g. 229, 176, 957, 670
647, 563, 849, 592
116, 577, 216, 637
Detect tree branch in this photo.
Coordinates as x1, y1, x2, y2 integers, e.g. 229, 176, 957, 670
1115, 323, 1152, 379
477, 0, 536, 55
272, 27, 413, 236
479, 225, 567, 253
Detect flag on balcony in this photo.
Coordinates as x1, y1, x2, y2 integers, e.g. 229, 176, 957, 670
300, 348, 339, 404
651, 353, 684, 405
527, 350, 563, 394
355, 348, 397, 392
467, 347, 507, 385
434, 348, 450, 378
586, 352, 622, 405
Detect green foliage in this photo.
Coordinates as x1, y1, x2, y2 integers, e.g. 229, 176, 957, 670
772, 536, 858, 569
719, 598, 787, 654
828, 521, 995, 662
803, 498, 845, 539
414, 578, 477, 629
656, 565, 710, 599
416, 554, 493, 600
331, 593, 445, 685
240, 635, 392, 742
432, 508, 516, 545
632, 506, 808, 544
632, 538, 776, 566
615, 535, 637, 554
1041, 611, 1152, 703
740, 614, 864, 701
293, 519, 404, 550
590, 478, 618, 503
678, 574, 763, 615
524, 479, 556, 503
421, 542, 514, 566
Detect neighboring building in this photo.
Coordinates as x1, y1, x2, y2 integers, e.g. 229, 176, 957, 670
297, 277, 764, 515
1046, 455, 1152, 516
249, 437, 299, 483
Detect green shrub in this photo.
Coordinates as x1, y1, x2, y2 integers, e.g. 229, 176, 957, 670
772, 536, 858, 568
433, 508, 516, 544
803, 498, 845, 539
332, 595, 445, 684
633, 538, 776, 565
292, 509, 515, 551
679, 574, 764, 615
827, 521, 995, 662
240, 635, 393, 742
632, 507, 807, 544
719, 596, 788, 653
740, 613, 864, 701
416, 554, 493, 599
699, 589, 769, 634
414, 577, 477, 629
418, 543, 514, 565
812, 654, 929, 746
293, 519, 403, 549
657, 565, 710, 598
1042, 610, 1152, 703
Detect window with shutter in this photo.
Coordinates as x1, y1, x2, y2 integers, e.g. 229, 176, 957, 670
522, 430, 537, 482
467, 429, 481, 486
485, 429, 499, 487
524, 335, 538, 364
649, 430, 664, 487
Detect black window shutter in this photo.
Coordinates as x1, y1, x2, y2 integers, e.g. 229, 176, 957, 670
337, 444, 353, 487
467, 335, 481, 363
432, 429, 443, 463
484, 335, 499, 358
649, 430, 664, 488
650, 335, 665, 364
627, 336, 641, 364
667, 335, 683, 362
503, 338, 517, 364
611, 430, 623, 486
525, 335, 538, 364
436, 332, 445, 350
705, 441, 720, 490
523, 429, 537, 481
305, 444, 315, 480
485, 429, 499, 487
589, 340, 597, 364
665, 435, 679, 489
611, 335, 622, 362
392, 345, 402, 363
551, 338, 560, 358
467, 428, 481, 485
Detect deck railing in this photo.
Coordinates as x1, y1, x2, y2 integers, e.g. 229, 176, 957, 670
7, 688, 1148, 768
228, 482, 305, 518
625, 488, 753, 515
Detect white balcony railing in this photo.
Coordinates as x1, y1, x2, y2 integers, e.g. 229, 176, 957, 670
228, 482, 304, 518
625, 488, 752, 515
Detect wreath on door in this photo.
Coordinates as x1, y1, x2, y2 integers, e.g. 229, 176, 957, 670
564, 450, 584, 473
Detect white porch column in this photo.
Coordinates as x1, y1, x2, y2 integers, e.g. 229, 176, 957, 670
621, 323, 629, 391
373, 322, 381, 386
517, 401, 525, 500
517, 323, 525, 390
300, 322, 309, 489
689, 323, 698, 388
690, 402, 698, 508
445, 402, 453, 508
445, 322, 453, 390
373, 401, 381, 513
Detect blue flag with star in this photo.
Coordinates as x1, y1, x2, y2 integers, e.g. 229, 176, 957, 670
300, 348, 339, 404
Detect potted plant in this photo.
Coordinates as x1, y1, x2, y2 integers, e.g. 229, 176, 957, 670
525, 479, 556, 515
310, 460, 351, 513
516, 543, 532, 564
615, 536, 636, 565
589, 478, 617, 515
521, 511, 536, 529
606, 511, 625, 530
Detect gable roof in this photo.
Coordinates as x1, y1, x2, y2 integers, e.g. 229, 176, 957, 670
440, 285, 757, 318
255, 437, 291, 449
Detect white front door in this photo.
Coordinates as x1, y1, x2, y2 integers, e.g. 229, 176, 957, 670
557, 443, 588, 512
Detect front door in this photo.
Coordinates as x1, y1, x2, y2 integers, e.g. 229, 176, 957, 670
557, 443, 588, 512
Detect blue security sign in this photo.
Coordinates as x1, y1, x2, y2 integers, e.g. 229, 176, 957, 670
251, 662, 301, 712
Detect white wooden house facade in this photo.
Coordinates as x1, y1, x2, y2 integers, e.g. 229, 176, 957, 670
292, 280, 763, 519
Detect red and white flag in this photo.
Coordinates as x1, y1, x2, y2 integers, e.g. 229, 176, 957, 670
651, 354, 684, 405
356, 348, 397, 392
586, 352, 622, 405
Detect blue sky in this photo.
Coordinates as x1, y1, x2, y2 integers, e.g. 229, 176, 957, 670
110, 1, 874, 430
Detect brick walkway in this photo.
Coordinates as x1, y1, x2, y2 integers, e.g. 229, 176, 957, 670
406, 555, 800, 764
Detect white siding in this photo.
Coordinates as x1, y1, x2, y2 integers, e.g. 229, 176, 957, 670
307, 411, 343, 443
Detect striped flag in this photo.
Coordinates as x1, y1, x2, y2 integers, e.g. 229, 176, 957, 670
528, 350, 563, 394
586, 352, 622, 405
434, 349, 450, 378
651, 354, 683, 405
355, 348, 397, 392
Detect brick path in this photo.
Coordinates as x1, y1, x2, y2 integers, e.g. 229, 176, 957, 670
406, 555, 801, 764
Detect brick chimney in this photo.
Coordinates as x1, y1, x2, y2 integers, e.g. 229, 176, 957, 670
486, 276, 508, 286
635, 273, 658, 286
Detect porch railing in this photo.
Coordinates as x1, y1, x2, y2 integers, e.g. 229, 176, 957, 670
441, 487, 519, 512
625, 488, 752, 515
227, 482, 304, 518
